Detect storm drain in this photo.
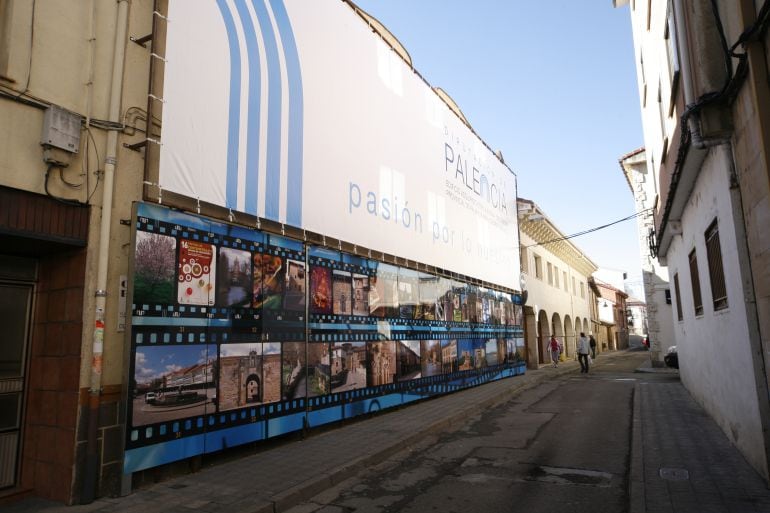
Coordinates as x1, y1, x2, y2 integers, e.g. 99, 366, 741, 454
524, 465, 613, 487
659, 467, 689, 481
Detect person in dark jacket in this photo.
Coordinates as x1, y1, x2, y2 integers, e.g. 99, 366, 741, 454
589, 334, 597, 359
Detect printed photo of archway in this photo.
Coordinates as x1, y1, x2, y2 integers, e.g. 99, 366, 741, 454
218, 343, 281, 411
421, 340, 442, 377
131, 344, 217, 427
331, 342, 367, 393
396, 340, 421, 381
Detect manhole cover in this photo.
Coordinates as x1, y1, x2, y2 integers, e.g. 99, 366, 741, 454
660, 467, 689, 481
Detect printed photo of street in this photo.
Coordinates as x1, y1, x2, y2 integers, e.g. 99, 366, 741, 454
131, 344, 217, 427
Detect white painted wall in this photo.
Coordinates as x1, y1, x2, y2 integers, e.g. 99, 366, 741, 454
666, 145, 766, 476
622, 0, 679, 365
521, 230, 593, 358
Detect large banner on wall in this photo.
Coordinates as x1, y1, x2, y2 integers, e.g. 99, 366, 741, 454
159, 0, 520, 289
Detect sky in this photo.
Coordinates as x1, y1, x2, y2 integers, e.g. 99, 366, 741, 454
354, 0, 645, 293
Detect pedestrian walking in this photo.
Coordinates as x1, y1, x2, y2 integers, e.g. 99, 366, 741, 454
589, 333, 597, 359
548, 335, 562, 368
577, 332, 590, 373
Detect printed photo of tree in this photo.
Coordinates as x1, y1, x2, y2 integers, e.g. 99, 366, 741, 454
133, 231, 176, 305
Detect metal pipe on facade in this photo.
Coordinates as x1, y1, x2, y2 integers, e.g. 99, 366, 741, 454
82, 0, 129, 503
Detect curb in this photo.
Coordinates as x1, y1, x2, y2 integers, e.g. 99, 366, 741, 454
629, 383, 645, 513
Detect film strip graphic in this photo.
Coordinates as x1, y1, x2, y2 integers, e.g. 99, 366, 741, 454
133, 214, 264, 320
127, 359, 526, 449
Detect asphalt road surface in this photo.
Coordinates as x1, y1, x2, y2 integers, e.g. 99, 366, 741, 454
286, 351, 661, 513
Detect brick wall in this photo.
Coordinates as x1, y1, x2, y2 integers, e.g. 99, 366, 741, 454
22, 249, 86, 503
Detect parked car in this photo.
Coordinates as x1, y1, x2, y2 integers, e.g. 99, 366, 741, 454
144, 392, 157, 403
664, 346, 679, 369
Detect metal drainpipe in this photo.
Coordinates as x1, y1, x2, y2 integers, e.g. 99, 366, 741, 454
82, 0, 129, 503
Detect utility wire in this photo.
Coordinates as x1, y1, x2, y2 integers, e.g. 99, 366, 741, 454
523, 209, 652, 249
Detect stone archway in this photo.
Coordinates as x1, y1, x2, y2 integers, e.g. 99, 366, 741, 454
524, 305, 538, 369
537, 309, 550, 365
551, 313, 563, 359
564, 315, 574, 357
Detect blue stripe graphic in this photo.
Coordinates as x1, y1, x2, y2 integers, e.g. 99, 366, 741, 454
271, 0, 304, 226
216, 0, 242, 209
233, 1, 262, 215
252, 0, 283, 221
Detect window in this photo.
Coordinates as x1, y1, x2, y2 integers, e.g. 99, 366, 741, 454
705, 219, 728, 310
673, 274, 683, 320
554, 266, 559, 288
579, 282, 585, 299
563, 271, 568, 291
689, 249, 703, 316
547, 263, 553, 285
534, 254, 542, 280
572, 277, 576, 295
646, 0, 652, 30
665, 5, 681, 113
640, 53, 647, 108
520, 247, 529, 273
0, 0, 12, 78
657, 81, 669, 162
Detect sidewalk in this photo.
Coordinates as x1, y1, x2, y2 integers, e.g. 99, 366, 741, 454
6, 350, 770, 513
630, 373, 770, 513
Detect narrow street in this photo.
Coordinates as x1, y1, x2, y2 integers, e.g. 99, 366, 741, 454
287, 351, 659, 513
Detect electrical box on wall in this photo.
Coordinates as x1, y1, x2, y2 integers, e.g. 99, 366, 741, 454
41, 105, 81, 153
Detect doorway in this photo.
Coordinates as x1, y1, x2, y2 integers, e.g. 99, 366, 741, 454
0, 280, 33, 489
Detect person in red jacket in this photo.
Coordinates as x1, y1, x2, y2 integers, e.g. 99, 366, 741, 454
548, 335, 562, 368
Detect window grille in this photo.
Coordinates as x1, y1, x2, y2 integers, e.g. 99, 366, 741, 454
688, 249, 703, 316
673, 273, 683, 321
705, 219, 728, 310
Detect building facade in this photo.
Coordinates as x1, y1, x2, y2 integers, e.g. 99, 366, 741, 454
615, 0, 770, 480
518, 199, 599, 367
620, 147, 675, 364
0, 1, 526, 504
592, 279, 630, 351
0, 0, 153, 503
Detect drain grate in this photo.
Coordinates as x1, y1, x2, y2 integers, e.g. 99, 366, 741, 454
659, 467, 689, 481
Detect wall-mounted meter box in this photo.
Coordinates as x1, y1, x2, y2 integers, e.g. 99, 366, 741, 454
41, 105, 81, 153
